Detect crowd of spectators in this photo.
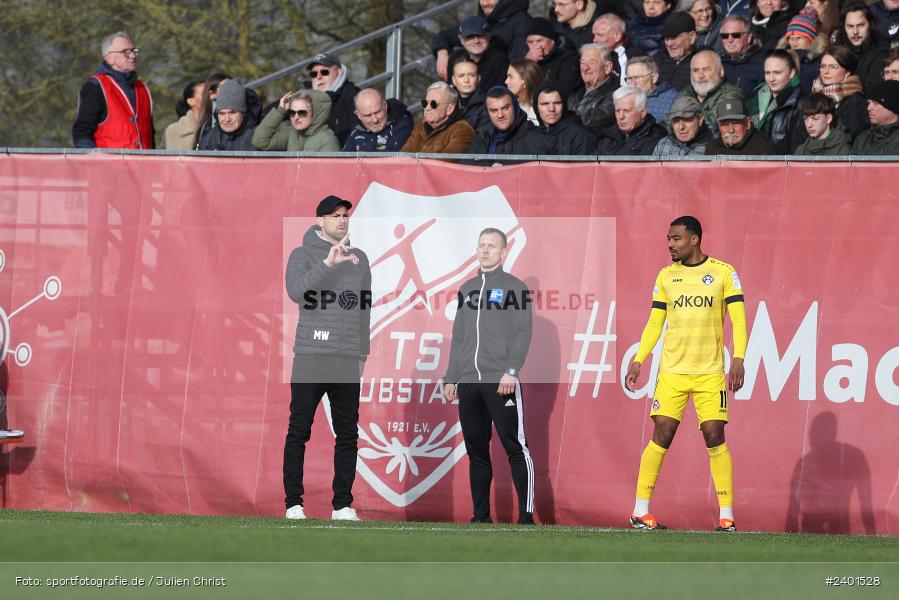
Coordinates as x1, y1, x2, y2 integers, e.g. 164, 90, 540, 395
74, 0, 899, 158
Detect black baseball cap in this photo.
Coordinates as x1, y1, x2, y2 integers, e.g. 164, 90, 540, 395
459, 16, 489, 37
661, 12, 696, 38
316, 195, 352, 216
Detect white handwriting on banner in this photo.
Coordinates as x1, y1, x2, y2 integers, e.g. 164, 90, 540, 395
612, 301, 899, 405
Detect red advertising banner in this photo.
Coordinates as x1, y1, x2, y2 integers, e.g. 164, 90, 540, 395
0, 154, 896, 534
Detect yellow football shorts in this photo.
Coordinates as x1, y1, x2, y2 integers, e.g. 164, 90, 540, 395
650, 372, 728, 425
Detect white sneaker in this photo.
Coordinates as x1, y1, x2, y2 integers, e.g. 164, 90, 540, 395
331, 507, 360, 521
0, 429, 24, 439
285, 505, 306, 520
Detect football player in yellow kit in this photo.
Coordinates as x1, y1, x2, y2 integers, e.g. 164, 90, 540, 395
625, 216, 747, 532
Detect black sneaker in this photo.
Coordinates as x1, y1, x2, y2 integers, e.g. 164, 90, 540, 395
517, 512, 536, 525
470, 516, 492, 524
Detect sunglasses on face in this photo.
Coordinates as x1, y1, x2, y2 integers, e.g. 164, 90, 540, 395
308, 68, 330, 77
421, 99, 441, 109
288, 109, 310, 118
719, 32, 748, 40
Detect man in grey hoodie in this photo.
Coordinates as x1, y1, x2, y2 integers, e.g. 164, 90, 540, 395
283, 196, 371, 522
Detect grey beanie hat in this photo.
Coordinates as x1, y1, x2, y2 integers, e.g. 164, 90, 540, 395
215, 80, 247, 113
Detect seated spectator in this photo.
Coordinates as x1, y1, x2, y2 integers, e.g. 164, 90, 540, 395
553, 0, 601, 48
720, 16, 766, 97
252, 89, 339, 152
433, 0, 531, 79
681, 0, 724, 52
811, 45, 870, 141
653, 95, 715, 154
307, 53, 360, 146
656, 12, 699, 91
705, 97, 779, 153
524, 18, 583, 99
776, 7, 827, 96
870, 0, 899, 46
673, 49, 744, 135
884, 48, 899, 82
449, 17, 511, 93
627, 56, 680, 123
466, 86, 538, 156
163, 80, 203, 150
595, 85, 668, 153
343, 89, 413, 152
746, 49, 804, 152
528, 81, 598, 154
402, 82, 476, 153
568, 43, 620, 134
451, 56, 491, 132
792, 93, 852, 154
851, 80, 899, 154
592, 13, 647, 86
749, 0, 794, 51
832, 2, 888, 94
197, 80, 258, 151
629, 0, 675, 56
192, 73, 234, 150
506, 59, 545, 124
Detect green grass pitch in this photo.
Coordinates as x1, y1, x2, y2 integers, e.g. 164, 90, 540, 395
1, 510, 896, 599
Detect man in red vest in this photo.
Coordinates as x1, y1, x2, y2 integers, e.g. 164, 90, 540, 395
73, 31, 155, 149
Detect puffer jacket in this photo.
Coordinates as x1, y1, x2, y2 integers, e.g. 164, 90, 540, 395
652, 127, 715, 156
285, 225, 371, 358
197, 113, 257, 151
252, 89, 340, 152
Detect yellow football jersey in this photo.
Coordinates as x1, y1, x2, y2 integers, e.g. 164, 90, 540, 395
651, 256, 744, 374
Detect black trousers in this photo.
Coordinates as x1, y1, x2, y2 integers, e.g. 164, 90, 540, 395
458, 381, 534, 520
283, 357, 360, 510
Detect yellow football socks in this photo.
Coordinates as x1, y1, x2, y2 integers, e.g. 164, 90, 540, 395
708, 443, 734, 508
635, 440, 668, 503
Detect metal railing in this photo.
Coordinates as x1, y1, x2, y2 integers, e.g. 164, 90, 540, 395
245, 0, 467, 102
5, 148, 897, 162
